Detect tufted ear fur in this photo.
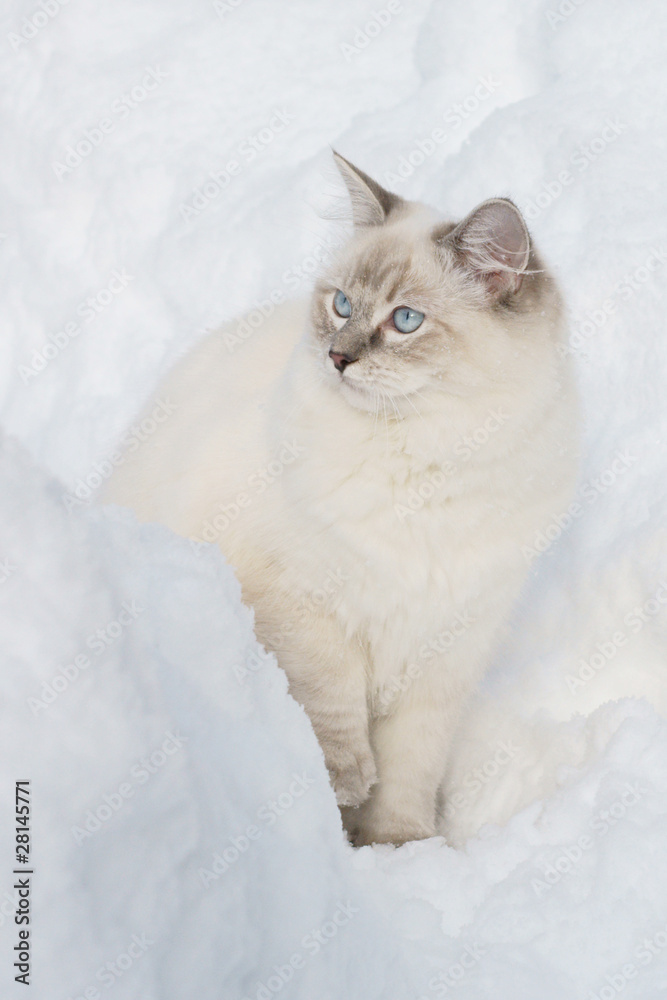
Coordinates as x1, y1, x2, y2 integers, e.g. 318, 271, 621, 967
436, 198, 531, 299
333, 151, 405, 229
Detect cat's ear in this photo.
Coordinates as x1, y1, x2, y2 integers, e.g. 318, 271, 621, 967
436, 198, 531, 298
333, 151, 404, 228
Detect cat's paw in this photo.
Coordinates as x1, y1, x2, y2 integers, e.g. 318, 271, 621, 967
354, 819, 435, 847
327, 743, 377, 807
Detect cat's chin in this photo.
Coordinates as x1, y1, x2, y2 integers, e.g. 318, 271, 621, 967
336, 376, 432, 415
337, 377, 379, 412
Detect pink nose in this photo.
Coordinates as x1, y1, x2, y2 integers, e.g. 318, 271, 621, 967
329, 351, 357, 372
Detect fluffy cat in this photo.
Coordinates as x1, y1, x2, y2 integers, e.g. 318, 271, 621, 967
102, 152, 580, 846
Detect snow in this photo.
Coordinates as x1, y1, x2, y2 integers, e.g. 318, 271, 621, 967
1, 0, 667, 997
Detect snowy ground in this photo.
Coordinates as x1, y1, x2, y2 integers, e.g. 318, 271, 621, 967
1, 0, 667, 997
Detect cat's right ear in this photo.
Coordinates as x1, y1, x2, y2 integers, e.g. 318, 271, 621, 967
436, 198, 531, 299
333, 151, 404, 229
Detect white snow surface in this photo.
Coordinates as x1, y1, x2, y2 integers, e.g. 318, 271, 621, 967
2, 1, 667, 998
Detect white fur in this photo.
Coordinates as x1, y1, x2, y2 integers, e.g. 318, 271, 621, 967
103, 275, 579, 846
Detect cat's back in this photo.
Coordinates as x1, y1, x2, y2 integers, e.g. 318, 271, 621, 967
102, 297, 309, 529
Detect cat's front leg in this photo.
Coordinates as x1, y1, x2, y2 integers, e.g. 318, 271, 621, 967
312, 715, 377, 807
353, 670, 474, 846
258, 607, 376, 807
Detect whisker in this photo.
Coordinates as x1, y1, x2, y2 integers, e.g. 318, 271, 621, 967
372, 388, 381, 444
388, 394, 402, 425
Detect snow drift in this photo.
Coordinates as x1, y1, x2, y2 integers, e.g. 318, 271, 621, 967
1, 0, 667, 997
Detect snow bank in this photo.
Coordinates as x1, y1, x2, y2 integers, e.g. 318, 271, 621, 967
1, 0, 666, 997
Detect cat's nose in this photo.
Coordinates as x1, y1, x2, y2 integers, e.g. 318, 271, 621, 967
329, 350, 358, 373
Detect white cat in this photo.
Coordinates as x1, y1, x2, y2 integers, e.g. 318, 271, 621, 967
103, 153, 580, 846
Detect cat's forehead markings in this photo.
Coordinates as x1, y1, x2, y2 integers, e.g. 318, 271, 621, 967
350, 248, 411, 301
347, 230, 397, 276
370, 263, 397, 289
349, 246, 389, 288
386, 270, 410, 302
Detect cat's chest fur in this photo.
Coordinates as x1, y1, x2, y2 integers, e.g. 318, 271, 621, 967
104, 297, 576, 691
255, 337, 570, 676
272, 447, 501, 659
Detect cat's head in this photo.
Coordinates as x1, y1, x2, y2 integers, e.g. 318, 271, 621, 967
310, 152, 560, 413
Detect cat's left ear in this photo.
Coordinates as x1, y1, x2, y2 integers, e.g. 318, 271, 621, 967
333, 151, 404, 228
436, 198, 531, 298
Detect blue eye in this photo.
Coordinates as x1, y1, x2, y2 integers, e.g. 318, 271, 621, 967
333, 290, 352, 318
393, 307, 425, 333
